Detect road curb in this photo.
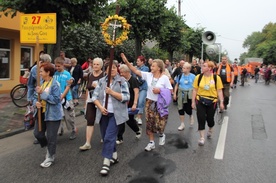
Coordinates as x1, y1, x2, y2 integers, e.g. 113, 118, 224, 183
0, 128, 26, 140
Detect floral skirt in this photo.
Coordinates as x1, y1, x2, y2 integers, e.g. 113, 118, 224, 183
145, 99, 168, 135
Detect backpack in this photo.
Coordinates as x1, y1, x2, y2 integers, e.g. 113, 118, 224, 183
197, 73, 217, 89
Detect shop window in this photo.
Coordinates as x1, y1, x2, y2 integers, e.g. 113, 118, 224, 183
21, 47, 33, 72
0, 39, 11, 79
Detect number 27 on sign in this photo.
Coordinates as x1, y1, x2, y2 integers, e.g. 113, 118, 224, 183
32, 16, 41, 24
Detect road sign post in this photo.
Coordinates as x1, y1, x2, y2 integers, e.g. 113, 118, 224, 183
20, 13, 56, 131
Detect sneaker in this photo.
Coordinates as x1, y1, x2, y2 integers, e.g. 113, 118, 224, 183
136, 127, 142, 139
198, 138, 205, 146
69, 131, 76, 140
159, 134, 166, 145
79, 144, 91, 151
207, 131, 212, 139
178, 123, 185, 131
136, 118, 142, 125
33, 139, 39, 144
190, 116, 194, 126
40, 157, 54, 168
116, 140, 123, 145
145, 142, 155, 151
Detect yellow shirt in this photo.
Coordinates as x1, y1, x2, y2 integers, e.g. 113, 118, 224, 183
41, 79, 53, 113
193, 74, 223, 102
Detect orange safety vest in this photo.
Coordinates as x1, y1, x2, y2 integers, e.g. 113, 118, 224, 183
232, 65, 238, 76
217, 64, 232, 83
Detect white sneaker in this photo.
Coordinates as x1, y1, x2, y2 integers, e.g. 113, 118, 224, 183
116, 140, 123, 145
136, 118, 142, 125
198, 138, 205, 146
159, 134, 166, 145
136, 127, 142, 139
144, 142, 155, 151
178, 123, 185, 131
40, 157, 54, 168
79, 143, 91, 151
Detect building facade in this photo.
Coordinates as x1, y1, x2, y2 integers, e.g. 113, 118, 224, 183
0, 11, 43, 93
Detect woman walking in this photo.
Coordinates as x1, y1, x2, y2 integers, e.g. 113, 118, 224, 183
116, 64, 142, 144
173, 62, 195, 131
121, 53, 172, 152
192, 61, 224, 146
79, 58, 105, 151
92, 60, 130, 175
33, 62, 62, 168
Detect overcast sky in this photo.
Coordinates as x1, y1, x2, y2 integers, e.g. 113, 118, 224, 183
166, 0, 276, 61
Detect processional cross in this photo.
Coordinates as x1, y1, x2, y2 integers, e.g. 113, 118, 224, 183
104, 4, 121, 108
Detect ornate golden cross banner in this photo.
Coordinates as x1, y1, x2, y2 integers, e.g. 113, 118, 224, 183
101, 3, 130, 108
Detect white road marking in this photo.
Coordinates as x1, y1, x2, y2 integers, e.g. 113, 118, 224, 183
214, 116, 229, 160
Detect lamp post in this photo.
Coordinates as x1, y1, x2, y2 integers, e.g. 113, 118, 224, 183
215, 43, 221, 63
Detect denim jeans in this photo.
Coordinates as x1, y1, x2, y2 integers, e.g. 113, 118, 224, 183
138, 89, 147, 114
100, 113, 118, 159
71, 84, 79, 99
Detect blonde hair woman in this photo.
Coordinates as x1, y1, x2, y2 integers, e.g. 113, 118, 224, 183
173, 62, 195, 131
121, 53, 172, 152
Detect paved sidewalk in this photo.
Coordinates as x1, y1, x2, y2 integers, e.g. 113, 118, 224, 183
0, 93, 86, 139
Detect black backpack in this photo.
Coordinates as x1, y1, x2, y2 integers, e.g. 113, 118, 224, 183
197, 73, 217, 89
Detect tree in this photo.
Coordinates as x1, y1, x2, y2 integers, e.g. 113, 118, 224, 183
157, 7, 186, 61
61, 22, 109, 64
0, 0, 107, 58
242, 22, 276, 64
243, 31, 264, 57
182, 27, 204, 62
114, 0, 167, 58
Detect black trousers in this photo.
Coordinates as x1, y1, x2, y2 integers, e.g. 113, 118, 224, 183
117, 115, 139, 140
196, 101, 217, 131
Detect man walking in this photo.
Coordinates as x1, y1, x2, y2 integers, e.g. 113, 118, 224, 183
216, 56, 234, 110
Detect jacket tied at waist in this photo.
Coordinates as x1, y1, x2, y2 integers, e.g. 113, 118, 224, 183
177, 87, 193, 110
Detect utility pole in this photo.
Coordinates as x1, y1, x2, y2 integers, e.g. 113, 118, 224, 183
178, 0, 181, 16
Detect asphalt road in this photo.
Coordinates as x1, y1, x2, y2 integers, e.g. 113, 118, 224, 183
0, 79, 275, 183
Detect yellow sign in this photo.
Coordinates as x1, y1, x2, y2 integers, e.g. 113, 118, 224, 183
20, 13, 56, 43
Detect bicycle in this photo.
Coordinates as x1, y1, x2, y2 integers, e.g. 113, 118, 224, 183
10, 76, 30, 107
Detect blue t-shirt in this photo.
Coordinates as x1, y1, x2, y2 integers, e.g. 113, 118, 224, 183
177, 73, 195, 90
54, 70, 73, 101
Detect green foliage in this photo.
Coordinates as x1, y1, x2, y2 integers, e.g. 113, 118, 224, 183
0, 0, 108, 58
143, 46, 168, 61
182, 27, 204, 62
116, 0, 167, 57
61, 23, 109, 64
156, 7, 186, 60
242, 22, 276, 64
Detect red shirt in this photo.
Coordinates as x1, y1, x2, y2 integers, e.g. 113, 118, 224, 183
81, 62, 89, 70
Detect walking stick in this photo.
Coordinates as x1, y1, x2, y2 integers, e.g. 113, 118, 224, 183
36, 36, 42, 131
